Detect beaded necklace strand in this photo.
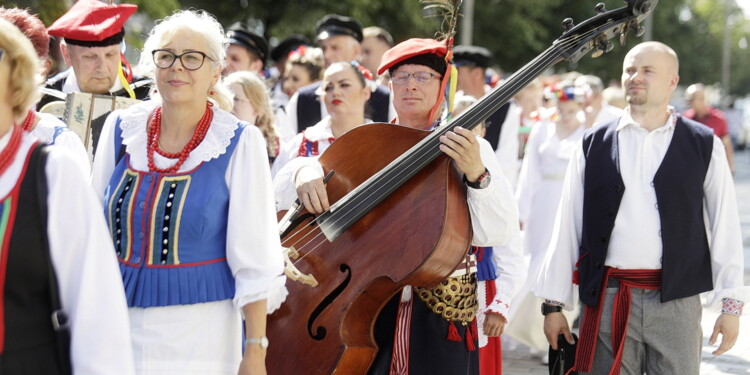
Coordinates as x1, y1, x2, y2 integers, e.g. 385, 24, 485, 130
21, 110, 36, 132
146, 102, 213, 173
0, 125, 24, 177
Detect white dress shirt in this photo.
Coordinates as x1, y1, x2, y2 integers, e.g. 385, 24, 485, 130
534, 109, 748, 312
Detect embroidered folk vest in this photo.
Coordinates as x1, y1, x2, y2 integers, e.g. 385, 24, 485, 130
104, 119, 246, 308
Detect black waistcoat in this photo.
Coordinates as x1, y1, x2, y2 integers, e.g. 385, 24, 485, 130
296, 81, 391, 132
483, 102, 510, 151
0, 144, 68, 374
578, 116, 714, 306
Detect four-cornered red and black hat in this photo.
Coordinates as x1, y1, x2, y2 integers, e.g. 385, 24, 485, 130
226, 22, 270, 64
47, 0, 137, 47
315, 14, 363, 43
452, 45, 493, 69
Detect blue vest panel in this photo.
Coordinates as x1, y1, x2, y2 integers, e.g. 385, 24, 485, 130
104, 119, 246, 307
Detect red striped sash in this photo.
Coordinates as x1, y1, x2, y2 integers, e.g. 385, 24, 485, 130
573, 267, 661, 375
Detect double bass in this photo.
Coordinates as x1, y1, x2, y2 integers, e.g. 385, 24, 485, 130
267, 1, 658, 373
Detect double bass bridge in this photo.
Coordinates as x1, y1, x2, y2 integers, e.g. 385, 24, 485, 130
283, 246, 319, 287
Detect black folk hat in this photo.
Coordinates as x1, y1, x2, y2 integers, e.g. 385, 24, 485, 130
315, 14, 363, 43
452, 45, 493, 69
226, 22, 269, 64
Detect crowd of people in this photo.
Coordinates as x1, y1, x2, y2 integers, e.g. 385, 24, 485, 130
0, 1, 747, 374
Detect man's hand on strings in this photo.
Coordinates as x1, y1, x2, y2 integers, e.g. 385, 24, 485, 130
439, 126, 486, 182
295, 165, 330, 214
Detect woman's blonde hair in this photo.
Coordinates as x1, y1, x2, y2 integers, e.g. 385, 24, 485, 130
138, 10, 232, 111
0, 18, 41, 121
223, 71, 279, 158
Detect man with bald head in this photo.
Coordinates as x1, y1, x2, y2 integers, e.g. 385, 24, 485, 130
684, 83, 734, 172
535, 41, 746, 374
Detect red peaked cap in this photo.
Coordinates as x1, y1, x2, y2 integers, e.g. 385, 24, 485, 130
48, 0, 137, 44
377, 38, 451, 125
377, 38, 448, 76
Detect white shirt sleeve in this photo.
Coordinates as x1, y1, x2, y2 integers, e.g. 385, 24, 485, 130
703, 135, 750, 310
468, 138, 519, 247
53, 130, 91, 176
225, 126, 286, 313
272, 154, 322, 212
533, 143, 585, 309
45, 148, 135, 375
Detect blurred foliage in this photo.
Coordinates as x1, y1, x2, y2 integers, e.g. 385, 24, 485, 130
3, 0, 749, 96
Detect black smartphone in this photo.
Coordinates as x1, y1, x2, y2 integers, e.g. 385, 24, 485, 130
548, 333, 578, 375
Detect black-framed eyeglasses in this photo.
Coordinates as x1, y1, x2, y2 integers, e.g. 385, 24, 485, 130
391, 71, 441, 85
152, 49, 214, 71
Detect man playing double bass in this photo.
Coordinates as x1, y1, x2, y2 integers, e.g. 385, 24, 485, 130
276, 38, 525, 375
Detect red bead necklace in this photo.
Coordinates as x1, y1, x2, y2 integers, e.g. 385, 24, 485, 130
146, 102, 213, 173
0, 125, 24, 177
21, 110, 36, 132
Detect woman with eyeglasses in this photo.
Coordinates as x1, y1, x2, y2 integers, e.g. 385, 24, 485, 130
224, 71, 280, 164
271, 62, 372, 192
289, 39, 524, 375
0, 19, 133, 374
91, 10, 284, 375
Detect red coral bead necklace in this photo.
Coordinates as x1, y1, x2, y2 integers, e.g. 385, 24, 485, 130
0, 125, 24, 177
147, 101, 213, 173
21, 110, 36, 132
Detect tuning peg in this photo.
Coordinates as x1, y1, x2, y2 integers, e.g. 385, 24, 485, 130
595, 3, 606, 13
635, 25, 646, 37
630, 22, 646, 37
591, 48, 604, 58
620, 32, 627, 46
603, 40, 614, 53
562, 18, 575, 31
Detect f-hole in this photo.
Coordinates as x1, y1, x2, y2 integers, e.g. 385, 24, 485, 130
306, 264, 352, 341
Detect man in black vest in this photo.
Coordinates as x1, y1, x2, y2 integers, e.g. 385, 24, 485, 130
278, 14, 393, 141
38, 0, 151, 110
535, 42, 746, 374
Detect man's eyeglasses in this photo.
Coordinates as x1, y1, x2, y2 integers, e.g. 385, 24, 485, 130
152, 49, 214, 71
391, 71, 441, 85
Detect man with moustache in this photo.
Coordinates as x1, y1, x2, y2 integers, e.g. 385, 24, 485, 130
38, 0, 150, 109
535, 41, 747, 374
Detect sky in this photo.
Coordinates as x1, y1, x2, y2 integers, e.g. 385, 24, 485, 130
739, 0, 750, 18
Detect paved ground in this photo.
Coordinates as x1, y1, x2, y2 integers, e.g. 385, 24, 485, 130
501, 149, 750, 374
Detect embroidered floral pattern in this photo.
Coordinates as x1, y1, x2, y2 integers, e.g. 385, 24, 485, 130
721, 297, 744, 316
